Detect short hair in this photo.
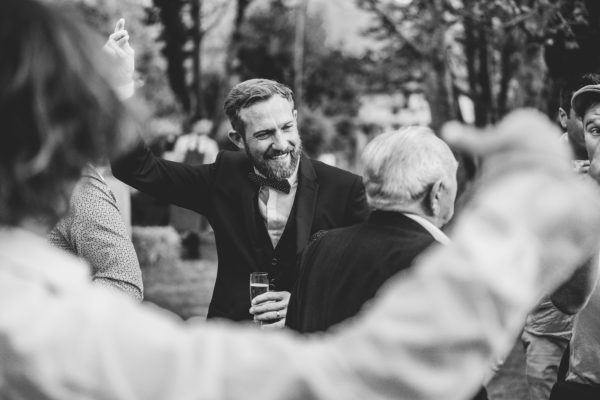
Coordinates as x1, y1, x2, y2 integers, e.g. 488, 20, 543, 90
559, 73, 600, 114
223, 79, 295, 136
0, 0, 133, 226
361, 126, 457, 211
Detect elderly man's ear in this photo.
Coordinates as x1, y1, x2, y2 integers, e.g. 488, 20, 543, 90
228, 130, 245, 150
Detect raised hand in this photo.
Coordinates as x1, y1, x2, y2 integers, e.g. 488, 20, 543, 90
103, 18, 135, 87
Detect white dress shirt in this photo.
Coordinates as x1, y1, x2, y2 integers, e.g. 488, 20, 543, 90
255, 166, 299, 247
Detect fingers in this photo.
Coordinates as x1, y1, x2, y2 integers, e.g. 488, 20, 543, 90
109, 30, 129, 44
251, 290, 289, 305
250, 298, 288, 315
117, 35, 130, 46
249, 291, 290, 321
443, 110, 571, 180
114, 18, 125, 33
252, 307, 287, 322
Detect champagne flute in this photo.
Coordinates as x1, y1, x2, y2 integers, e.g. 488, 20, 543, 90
250, 272, 270, 301
250, 272, 269, 325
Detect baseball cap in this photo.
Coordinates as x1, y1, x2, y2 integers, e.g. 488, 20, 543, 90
571, 84, 600, 118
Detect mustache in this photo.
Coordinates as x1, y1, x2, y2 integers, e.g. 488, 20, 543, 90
264, 146, 296, 159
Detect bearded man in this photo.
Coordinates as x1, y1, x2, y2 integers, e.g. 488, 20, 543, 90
112, 78, 369, 325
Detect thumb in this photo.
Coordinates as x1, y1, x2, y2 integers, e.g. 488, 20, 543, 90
114, 18, 125, 33
441, 121, 497, 156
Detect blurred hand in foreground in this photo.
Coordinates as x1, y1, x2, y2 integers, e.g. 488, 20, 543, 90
103, 19, 135, 89
442, 109, 600, 297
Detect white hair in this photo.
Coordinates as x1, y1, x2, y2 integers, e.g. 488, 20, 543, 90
361, 126, 458, 211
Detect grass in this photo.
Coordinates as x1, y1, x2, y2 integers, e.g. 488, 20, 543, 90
139, 230, 217, 320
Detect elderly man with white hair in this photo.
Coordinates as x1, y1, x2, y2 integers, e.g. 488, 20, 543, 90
285, 126, 458, 333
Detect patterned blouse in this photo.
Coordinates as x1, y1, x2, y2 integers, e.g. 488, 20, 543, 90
48, 166, 143, 300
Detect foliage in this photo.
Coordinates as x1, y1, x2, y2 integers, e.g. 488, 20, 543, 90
355, 0, 594, 128
150, 0, 229, 121
239, 1, 367, 113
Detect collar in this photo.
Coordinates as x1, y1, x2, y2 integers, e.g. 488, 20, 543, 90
402, 213, 451, 245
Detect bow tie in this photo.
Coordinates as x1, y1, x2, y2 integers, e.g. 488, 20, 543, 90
248, 172, 291, 194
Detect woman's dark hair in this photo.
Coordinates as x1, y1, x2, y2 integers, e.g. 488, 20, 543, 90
0, 0, 133, 226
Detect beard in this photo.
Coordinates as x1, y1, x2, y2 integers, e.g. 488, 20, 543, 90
247, 142, 302, 180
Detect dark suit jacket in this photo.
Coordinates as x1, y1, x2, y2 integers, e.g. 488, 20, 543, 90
112, 144, 369, 320
286, 210, 438, 333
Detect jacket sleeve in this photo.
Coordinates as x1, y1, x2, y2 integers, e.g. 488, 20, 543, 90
111, 140, 217, 214
68, 175, 143, 301
344, 175, 370, 225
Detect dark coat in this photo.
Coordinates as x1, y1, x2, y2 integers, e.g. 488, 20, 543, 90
286, 210, 438, 333
112, 144, 369, 321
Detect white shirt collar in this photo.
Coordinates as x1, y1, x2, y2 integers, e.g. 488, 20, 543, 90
402, 213, 451, 245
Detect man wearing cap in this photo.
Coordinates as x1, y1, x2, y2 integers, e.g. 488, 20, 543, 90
549, 84, 600, 400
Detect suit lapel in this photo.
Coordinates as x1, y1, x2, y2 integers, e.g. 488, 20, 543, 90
295, 155, 319, 254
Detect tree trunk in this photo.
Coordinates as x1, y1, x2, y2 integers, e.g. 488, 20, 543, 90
154, 0, 190, 114
293, 0, 308, 117
191, 0, 206, 120
210, 0, 253, 139
425, 0, 456, 132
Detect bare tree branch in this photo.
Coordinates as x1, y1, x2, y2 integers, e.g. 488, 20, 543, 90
359, 0, 428, 58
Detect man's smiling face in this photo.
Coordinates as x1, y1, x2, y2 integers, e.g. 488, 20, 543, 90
234, 95, 302, 180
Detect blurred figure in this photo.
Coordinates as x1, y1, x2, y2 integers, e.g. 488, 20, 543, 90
165, 119, 219, 165
48, 165, 143, 301
164, 119, 219, 259
549, 84, 600, 400
286, 127, 457, 332
3, 2, 600, 400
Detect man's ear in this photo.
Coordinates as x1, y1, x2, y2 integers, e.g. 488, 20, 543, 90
558, 107, 569, 130
428, 179, 444, 217
293, 109, 298, 119
227, 130, 245, 150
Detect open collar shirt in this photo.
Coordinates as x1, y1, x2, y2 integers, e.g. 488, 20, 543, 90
254, 164, 299, 247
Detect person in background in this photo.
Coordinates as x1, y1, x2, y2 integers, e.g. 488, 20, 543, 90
164, 119, 219, 259
515, 72, 600, 400
48, 165, 143, 301
286, 126, 457, 333
165, 119, 219, 166
112, 76, 370, 325
549, 83, 600, 400
3, 2, 600, 399
558, 74, 600, 161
